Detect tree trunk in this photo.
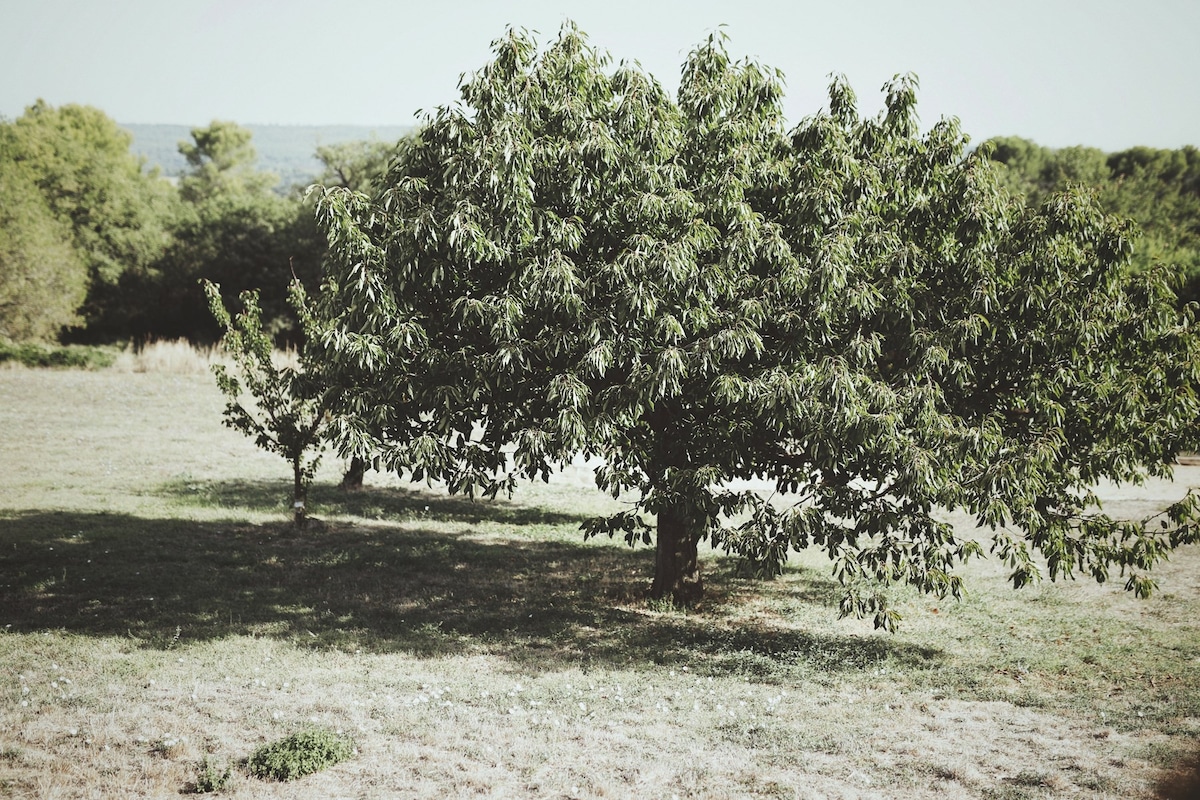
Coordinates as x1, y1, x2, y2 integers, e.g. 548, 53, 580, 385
650, 502, 703, 605
339, 456, 366, 491
292, 459, 307, 529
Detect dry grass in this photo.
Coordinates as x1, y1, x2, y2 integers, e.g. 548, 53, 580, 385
0, 368, 1198, 798
108, 339, 220, 375
109, 339, 300, 375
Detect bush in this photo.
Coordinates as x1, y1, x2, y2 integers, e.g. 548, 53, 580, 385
247, 728, 354, 782
0, 340, 117, 369
185, 758, 232, 793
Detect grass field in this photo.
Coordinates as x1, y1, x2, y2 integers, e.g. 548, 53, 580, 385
1, 364, 1199, 798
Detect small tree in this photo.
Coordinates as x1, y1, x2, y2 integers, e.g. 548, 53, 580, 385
309, 25, 1200, 626
204, 280, 326, 528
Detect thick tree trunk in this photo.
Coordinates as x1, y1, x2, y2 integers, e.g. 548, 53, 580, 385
650, 502, 703, 605
339, 456, 366, 491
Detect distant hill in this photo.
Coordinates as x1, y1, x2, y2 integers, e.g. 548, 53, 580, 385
123, 123, 415, 190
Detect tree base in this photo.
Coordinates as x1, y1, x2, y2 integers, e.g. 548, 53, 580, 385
339, 456, 366, 492
649, 575, 704, 607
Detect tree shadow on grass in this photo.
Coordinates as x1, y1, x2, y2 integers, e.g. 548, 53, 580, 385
0, 509, 943, 678
157, 477, 589, 527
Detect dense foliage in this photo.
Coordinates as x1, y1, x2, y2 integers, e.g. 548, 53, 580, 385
0, 104, 403, 345
986, 136, 1200, 304
103, 120, 326, 343
310, 25, 1200, 626
0, 101, 174, 340
0, 156, 86, 340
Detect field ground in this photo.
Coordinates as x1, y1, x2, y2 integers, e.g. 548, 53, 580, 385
1, 367, 1198, 799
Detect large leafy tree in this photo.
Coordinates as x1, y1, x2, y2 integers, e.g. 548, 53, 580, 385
0, 100, 175, 338
310, 26, 1200, 627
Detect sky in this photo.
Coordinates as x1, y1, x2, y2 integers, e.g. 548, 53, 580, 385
2, 0, 1197, 152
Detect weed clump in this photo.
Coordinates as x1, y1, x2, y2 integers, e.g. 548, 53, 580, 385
185, 758, 232, 793
247, 728, 354, 782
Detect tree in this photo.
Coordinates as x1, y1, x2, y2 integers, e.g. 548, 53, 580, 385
1103, 146, 1200, 303
0, 158, 86, 340
314, 135, 408, 195
204, 279, 326, 528
121, 122, 324, 344
1, 100, 175, 338
310, 26, 1200, 626
178, 119, 278, 202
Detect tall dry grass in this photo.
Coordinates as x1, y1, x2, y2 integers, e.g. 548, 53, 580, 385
110, 339, 299, 374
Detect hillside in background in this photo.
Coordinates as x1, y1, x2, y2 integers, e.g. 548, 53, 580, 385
123, 123, 414, 189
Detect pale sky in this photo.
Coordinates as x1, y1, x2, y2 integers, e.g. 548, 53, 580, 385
2, 0, 1197, 152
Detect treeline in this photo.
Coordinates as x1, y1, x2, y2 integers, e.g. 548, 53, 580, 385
983, 136, 1200, 304
0, 100, 402, 345
1, 98, 1197, 347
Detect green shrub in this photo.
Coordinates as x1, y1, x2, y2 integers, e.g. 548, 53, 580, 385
247, 728, 354, 782
0, 340, 117, 369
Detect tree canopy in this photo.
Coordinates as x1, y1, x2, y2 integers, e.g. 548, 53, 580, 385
0, 100, 175, 337
99, 121, 325, 344
178, 119, 278, 201
0, 157, 86, 341
0, 103, 413, 346
314, 135, 408, 195
985, 136, 1200, 305
308, 25, 1200, 627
